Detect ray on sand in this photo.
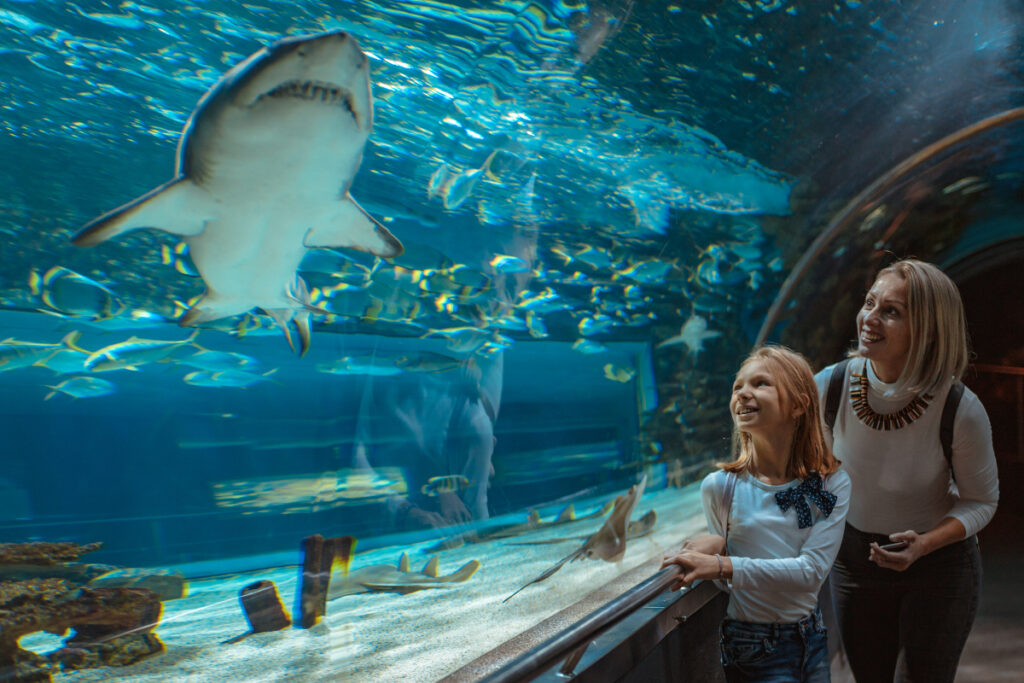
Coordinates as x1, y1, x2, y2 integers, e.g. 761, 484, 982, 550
503, 475, 647, 602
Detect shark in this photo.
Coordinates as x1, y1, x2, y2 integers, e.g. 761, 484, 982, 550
72, 30, 403, 355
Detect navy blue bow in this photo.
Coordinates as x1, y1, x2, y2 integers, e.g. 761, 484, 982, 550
775, 473, 837, 529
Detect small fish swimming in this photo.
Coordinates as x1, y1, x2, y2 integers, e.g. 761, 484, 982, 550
420, 475, 471, 497
177, 348, 260, 373
183, 369, 275, 388
315, 355, 402, 376
83, 330, 200, 372
44, 376, 116, 400
28, 266, 125, 320
656, 314, 722, 358
603, 364, 635, 383
0, 332, 85, 374
71, 31, 403, 356
428, 151, 498, 210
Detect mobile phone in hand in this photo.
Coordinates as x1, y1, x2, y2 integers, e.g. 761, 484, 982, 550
879, 540, 908, 552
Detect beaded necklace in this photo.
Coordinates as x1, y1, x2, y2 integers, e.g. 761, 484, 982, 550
849, 366, 932, 431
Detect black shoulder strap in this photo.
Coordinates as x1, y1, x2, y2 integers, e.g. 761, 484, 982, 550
824, 358, 851, 431
940, 382, 965, 472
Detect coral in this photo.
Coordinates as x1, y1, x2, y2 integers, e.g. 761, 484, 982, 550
0, 542, 166, 682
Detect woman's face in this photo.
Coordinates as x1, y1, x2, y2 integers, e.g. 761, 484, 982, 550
857, 273, 912, 382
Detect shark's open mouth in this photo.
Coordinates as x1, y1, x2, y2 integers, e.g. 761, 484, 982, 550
258, 79, 358, 121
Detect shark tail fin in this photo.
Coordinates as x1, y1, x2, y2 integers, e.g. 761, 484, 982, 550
72, 179, 211, 247
421, 556, 440, 577
556, 504, 576, 523
332, 536, 357, 577
397, 552, 410, 573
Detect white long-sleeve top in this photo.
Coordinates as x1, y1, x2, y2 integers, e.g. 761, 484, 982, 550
815, 359, 999, 538
702, 467, 851, 623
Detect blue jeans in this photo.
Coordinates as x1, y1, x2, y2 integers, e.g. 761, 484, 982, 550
720, 606, 830, 682
831, 523, 981, 683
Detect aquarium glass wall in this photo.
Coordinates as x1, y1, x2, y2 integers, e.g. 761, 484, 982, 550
2, 1, 1023, 680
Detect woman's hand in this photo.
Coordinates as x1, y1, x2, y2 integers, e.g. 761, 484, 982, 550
868, 530, 922, 571
660, 550, 722, 591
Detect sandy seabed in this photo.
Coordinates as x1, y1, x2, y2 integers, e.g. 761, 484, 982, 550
23, 482, 707, 682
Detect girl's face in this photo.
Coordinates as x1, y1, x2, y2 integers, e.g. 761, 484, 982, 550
857, 273, 912, 383
731, 359, 797, 437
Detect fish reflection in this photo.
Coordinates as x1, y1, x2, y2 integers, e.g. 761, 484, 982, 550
212, 468, 409, 513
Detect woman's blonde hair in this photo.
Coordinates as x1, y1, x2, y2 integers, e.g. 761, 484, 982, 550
720, 345, 839, 478
868, 259, 969, 393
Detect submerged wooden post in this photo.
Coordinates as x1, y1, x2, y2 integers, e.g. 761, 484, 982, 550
240, 580, 291, 632
296, 534, 356, 628
297, 534, 327, 628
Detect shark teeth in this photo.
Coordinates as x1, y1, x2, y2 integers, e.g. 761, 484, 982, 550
263, 79, 354, 111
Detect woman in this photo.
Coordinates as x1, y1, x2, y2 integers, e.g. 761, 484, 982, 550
816, 259, 999, 682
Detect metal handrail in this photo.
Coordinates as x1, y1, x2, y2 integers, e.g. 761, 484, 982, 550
479, 565, 684, 683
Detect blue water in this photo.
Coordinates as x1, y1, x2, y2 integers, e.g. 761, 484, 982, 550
1, 0, 1022, 584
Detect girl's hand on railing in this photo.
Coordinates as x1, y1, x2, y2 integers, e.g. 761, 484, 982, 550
660, 550, 718, 590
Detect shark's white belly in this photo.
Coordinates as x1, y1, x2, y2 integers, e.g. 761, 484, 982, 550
185, 106, 365, 308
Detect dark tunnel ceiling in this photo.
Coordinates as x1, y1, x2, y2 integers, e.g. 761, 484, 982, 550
764, 113, 1024, 366
578, 0, 1024, 363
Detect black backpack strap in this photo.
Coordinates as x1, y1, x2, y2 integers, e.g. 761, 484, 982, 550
940, 382, 965, 475
824, 359, 851, 431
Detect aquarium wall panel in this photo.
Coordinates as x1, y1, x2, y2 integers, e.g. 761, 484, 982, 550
2, 0, 1023, 681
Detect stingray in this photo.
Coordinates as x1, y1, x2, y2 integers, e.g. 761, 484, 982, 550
72, 31, 403, 355
506, 509, 657, 546
503, 475, 647, 602
424, 500, 614, 553
328, 552, 480, 599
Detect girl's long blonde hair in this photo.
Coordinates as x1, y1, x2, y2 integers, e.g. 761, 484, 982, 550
720, 345, 839, 479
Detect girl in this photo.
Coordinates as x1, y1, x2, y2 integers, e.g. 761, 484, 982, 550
817, 259, 998, 682
662, 345, 850, 683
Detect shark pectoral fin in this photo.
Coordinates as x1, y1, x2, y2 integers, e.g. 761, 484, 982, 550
179, 292, 251, 328
302, 196, 404, 258
73, 179, 211, 247
421, 556, 440, 577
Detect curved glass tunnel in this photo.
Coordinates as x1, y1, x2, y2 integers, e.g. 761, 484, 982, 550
0, 1, 1022, 680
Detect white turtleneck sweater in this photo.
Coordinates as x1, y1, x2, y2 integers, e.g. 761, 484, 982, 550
815, 358, 999, 538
